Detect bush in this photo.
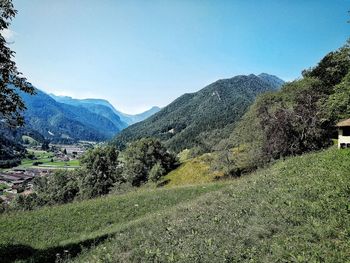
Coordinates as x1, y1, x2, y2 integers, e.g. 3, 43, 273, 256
11, 193, 46, 211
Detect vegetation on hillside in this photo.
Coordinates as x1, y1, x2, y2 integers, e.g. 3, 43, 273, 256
122, 138, 178, 186
161, 153, 224, 187
1, 147, 349, 262
9, 139, 177, 211
114, 74, 284, 153
218, 42, 350, 173
0, 183, 225, 262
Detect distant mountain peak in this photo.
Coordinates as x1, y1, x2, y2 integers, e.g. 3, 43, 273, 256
258, 73, 285, 89
50, 94, 160, 126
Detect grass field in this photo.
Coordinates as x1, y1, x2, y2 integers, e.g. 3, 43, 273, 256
21, 135, 39, 146
18, 150, 80, 169
162, 153, 224, 187
1, 147, 350, 262
0, 183, 226, 262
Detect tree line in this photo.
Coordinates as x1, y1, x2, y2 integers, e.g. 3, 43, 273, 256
5, 138, 178, 211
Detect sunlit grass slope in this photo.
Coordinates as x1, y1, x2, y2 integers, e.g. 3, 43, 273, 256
162, 154, 224, 187
1, 147, 350, 262
74, 147, 350, 262
0, 183, 226, 262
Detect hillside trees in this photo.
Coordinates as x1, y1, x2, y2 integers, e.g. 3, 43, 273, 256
122, 138, 178, 186
0, 0, 35, 127
79, 145, 122, 198
8, 140, 177, 211
229, 42, 350, 170
325, 72, 350, 122
33, 170, 79, 205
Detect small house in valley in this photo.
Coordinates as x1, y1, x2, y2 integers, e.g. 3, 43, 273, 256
336, 119, 350, 148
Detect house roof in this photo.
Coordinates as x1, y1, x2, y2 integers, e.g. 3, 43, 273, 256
336, 118, 350, 127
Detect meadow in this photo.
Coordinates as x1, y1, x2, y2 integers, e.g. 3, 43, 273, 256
0, 183, 226, 262
18, 150, 80, 169
160, 153, 221, 187
0, 147, 349, 262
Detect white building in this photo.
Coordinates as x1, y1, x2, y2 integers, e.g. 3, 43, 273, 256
336, 119, 350, 148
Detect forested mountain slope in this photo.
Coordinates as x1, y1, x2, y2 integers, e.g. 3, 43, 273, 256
49, 94, 128, 130
19, 88, 123, 142
113, 73, 284, 152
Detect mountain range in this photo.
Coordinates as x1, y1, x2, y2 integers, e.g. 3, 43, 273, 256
13, 89, 160, 143
113, 73, 284, 152
49, 95, 161, 126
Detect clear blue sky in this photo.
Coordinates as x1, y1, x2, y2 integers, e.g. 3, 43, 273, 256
8, 0, 350, 113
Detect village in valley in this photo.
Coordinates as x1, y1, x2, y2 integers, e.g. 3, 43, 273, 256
0, 141, 94, 204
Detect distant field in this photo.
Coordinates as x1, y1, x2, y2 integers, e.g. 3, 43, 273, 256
0, 147, 349, 262
21, 135, 39, 146
18, 150, 80, 169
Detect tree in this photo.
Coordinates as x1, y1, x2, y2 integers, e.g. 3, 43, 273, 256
33, 169, 79, 205
122, 138, 178, 186
0, 0, 35, 127
303, 42, 350, 88
148, 162, 166, 182
79, 145, 122, 198
325, 72, 350, 122
256, 78, 331, 160
41, 141, 49, 150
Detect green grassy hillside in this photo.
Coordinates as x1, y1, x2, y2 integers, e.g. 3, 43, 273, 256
0, 184, 226, 262
161, 154, 224, 187
1, 147, 350, 262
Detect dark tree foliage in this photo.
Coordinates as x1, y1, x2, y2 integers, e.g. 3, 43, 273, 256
0, 122, 25, 168
41, 141, 49, 150
257, 78, 331, 160
303, 42, 350, 88
0, 0, 35, 127
122, 138, 178, 186
11, 193, 45, 211
79, 145, 122, 199
325, 72, 350, 122
32, 170, 80, 205
10, 170, 79, 211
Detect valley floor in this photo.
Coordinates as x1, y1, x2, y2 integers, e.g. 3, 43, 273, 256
0, 147, 349, 262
